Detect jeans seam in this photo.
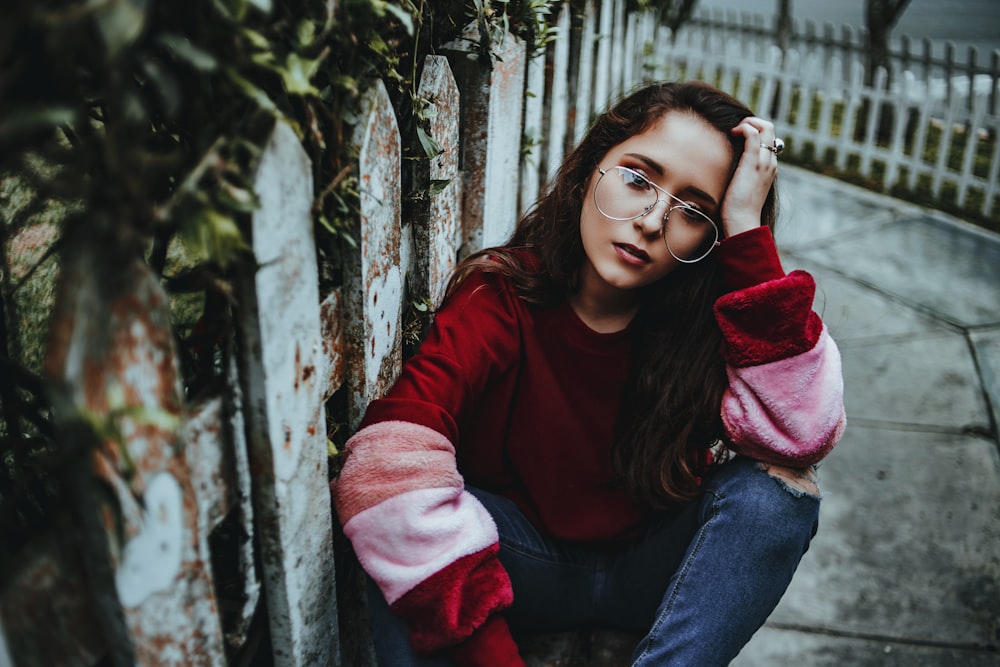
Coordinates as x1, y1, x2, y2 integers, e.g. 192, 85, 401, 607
633, 487, 725, 665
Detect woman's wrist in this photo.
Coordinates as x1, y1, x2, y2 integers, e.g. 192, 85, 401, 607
721, 215, 762, 239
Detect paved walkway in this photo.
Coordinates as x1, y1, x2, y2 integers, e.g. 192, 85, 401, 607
734, 166, 1000, 666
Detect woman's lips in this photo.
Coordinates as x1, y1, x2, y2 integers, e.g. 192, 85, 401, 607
614, 243, 650, 265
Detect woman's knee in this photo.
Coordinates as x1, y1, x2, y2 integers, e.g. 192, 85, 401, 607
758, 461, 821, 498
705, 457, 821, 544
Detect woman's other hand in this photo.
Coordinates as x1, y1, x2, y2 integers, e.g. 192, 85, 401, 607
722, 117, 780, 238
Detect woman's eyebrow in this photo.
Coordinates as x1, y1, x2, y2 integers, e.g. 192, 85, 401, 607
622, 152, 720, 208
623, 152, 664, 175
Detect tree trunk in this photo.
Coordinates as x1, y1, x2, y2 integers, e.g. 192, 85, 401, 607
776, 0, 792, 57
862, 0, 913, 141
865, 0, 911, 88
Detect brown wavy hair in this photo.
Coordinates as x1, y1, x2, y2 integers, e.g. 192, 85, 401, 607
446, 81, 778, 510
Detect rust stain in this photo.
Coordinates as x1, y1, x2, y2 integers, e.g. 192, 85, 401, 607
320, 290, 345, 395
294, 342, 302, 390
44, 305, 74, 379
82, 358, 107, 411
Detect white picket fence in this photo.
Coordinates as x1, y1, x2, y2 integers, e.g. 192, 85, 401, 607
656, 14, 1000, 218
689, 7, 1000, 115
2, 1, 999, 665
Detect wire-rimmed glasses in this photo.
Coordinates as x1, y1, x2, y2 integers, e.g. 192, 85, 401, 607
594, 166, 720, 263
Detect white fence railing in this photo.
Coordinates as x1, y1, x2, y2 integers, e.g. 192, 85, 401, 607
655, 15, 1000, 219
2, 1, 998, 665
688, 7, 1000, 115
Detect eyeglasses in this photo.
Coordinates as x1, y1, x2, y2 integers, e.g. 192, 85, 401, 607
594, 166, 720, 263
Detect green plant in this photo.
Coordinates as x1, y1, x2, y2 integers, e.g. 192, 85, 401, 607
0, 0, 563, 576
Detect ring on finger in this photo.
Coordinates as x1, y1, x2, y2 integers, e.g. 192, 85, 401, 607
760, 137, 785, 155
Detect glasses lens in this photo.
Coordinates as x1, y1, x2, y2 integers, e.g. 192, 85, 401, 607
664, 206, 719, 263
594, 167, 657, 220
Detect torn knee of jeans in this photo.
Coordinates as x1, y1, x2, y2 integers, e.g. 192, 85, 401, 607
757, 462, 821, 498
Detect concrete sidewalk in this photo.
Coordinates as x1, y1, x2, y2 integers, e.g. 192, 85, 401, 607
735, 167, 1000, 665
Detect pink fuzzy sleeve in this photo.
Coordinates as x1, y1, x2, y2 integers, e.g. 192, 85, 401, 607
715, 271, 846, 466
332, 421, 524, 663
722, 327, 846, 465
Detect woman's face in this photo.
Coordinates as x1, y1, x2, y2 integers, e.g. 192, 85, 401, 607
578, 110, 733, 304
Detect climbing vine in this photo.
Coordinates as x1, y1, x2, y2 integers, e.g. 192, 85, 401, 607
0, 0, 557, 578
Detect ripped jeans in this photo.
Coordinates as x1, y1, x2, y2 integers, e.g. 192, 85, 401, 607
366, 456, 821, 666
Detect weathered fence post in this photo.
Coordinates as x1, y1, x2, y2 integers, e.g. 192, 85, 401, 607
341, 80, 404, 432
545, 2, 572, 183
234, 117, 339, 666
593, 0, 614, 115
444, 25, 527, 255
42, 243, 228, 665
414, 55, 463, 308
521, 40, 547, 216
573, 0, 598, 146
609, 0, 627, 102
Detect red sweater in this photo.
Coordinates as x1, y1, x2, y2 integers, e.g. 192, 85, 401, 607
332, 227, 846, 665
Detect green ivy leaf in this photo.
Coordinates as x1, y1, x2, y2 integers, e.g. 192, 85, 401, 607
296, 19, 316, 47
280, 52, 323, 97
416, 125, 442, 158
242, 27, 272, 50
225, 69, 279, 113
318, 214, 338, 235
428, 179, 451, 196
218, 181, 260, 213
157, 34, 218, 72
182, 208, 249, 268
0, 107, 76, 141
381, 2, 415, 36
94, 0, 149, 58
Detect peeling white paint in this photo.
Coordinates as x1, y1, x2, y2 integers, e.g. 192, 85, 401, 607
482, 34, 525, 249
345, 80, 404, 429
252, 120, 326, 484
364, 267, 401, 397
116, 472, 184, 608
545, 4, 571, 184
573, 0, 598, 146
240, 119, 339, 666
419, 56, 462, 306
520, 50, 546, 217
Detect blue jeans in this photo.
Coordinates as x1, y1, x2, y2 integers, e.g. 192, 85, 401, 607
366, 456, 820, 666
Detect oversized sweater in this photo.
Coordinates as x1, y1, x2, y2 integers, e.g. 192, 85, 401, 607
332, 226, 846, 666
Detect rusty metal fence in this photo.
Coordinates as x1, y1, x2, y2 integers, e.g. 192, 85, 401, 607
3, 0, 998, 665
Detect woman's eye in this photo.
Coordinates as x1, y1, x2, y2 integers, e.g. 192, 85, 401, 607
677, 206, 711, 225
619, 168, 652, 191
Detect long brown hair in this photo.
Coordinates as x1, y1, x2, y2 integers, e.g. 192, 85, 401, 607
446, 81, 778, 510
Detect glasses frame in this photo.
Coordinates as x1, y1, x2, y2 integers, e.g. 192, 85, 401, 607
594, 166, 721, 264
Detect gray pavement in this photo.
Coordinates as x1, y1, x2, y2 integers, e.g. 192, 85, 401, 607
734, 166, 1000, 666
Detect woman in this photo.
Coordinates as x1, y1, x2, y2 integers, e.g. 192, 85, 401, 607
332, 80, 846, 666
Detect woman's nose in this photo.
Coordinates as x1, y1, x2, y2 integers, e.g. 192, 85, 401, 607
633, 198, 669, 235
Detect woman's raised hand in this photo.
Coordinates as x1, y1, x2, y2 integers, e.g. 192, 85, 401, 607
721, 117, 780, 238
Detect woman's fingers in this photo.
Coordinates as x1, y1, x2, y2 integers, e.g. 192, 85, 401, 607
722, 117, 779, 237
733, 117, 778, 160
